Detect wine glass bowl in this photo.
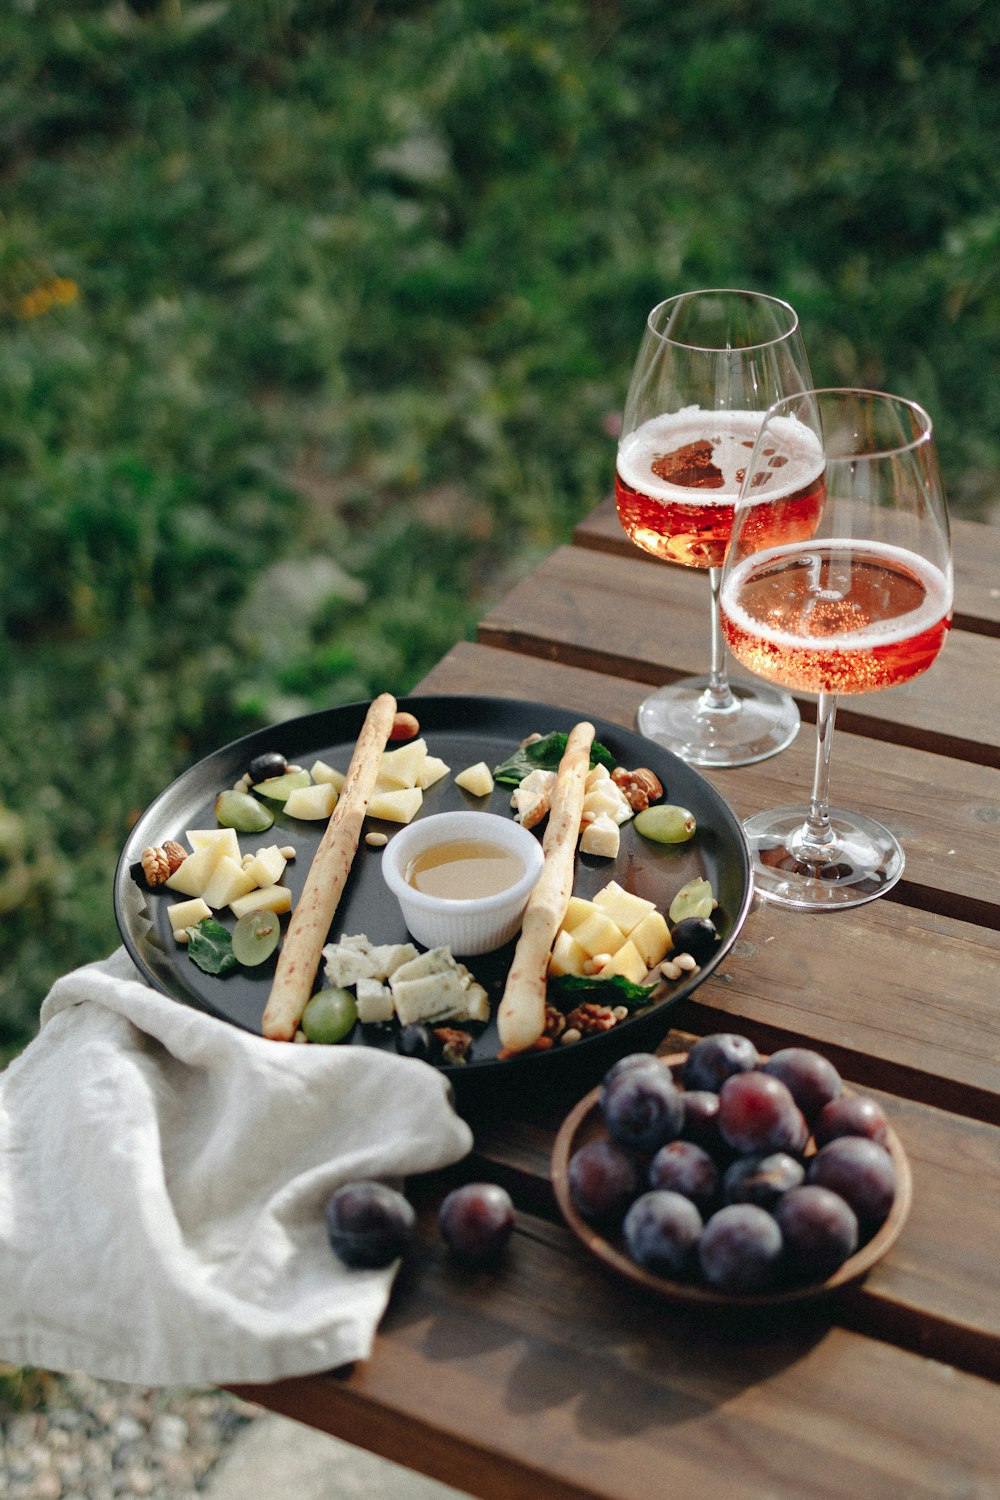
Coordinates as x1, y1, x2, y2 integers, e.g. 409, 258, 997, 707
615, 289, 815, 767
719, 388, 953, 910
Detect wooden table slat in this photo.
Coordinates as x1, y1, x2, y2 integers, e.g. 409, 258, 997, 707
232, 1210, 1000, 1500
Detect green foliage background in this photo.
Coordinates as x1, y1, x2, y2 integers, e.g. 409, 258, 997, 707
2, 0, 999, 1051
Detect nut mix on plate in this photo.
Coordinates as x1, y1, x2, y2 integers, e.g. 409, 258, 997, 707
567, 1034, 898, 1295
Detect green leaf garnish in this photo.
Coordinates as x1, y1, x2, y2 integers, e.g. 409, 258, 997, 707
493, 731, 617, 787
547, 972, 657, 1011
186, 918, 238, 976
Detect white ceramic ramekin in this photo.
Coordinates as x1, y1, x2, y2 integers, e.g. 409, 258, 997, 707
381, 810, 544, 955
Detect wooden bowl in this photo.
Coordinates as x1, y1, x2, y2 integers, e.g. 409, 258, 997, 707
551, 1054, 913, 1309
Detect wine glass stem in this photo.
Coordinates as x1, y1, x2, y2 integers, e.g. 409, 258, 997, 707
791, 692, 839, 860
705, 566, 737, 712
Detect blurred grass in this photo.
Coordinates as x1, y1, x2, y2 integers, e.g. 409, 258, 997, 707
2, 0, 1000, 1052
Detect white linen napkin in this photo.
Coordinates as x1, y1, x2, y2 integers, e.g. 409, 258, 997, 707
0, 949, 473, 1386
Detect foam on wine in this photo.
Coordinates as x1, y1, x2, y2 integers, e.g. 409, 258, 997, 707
720, 541, 953, 694
616, 408, 824, 506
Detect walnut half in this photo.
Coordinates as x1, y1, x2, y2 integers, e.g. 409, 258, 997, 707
611, 766, 664, 813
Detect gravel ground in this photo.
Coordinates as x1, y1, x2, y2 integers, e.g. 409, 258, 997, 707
0, 1372, 261, 1500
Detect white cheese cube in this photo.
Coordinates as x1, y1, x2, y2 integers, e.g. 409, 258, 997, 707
455, 761, 494, 797
165, 844, 224, 898
548, 929, 588, 978
167, 897, 213, 940
579, 812, 621, 859
462, 982, 491, 1024
185, 828, 241, 861
592, 880, 656, 935
355, 978, 396, 1024
597, 939, 649, 985
561, 896, 596, 932
366, 787, 423, 824
572, 908, 626, 958
228, 884, 292, 919
416, 755, 450, 789
244, 845, 287, 889
629, 910, 672, 967
310, 759, 345, 790
376, 739, 428, 789
201, 854, 257, 910
284, 782, 338, 820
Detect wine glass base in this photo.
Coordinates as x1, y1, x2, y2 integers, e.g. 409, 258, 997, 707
745, 805, 904, 910
636, 676, 800, 768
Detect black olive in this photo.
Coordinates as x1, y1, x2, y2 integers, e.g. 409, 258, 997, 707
669, 916, 720, 965
395, 1023, 437, 1062
247, 750, 288, 783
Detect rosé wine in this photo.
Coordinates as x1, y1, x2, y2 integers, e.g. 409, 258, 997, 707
615, 408, 824, 569
720, 541, 952, 695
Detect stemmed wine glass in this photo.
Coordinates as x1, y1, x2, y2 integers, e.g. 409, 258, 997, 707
719, 388, 953, 909
615, 289, 816, 766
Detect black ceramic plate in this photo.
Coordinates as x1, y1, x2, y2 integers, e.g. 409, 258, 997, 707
115, 696, 752, 1094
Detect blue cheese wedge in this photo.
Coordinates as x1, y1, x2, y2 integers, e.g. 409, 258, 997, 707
321, 935, 488, 1027
390, 947, 490, 1026
355, 977, 395, 1023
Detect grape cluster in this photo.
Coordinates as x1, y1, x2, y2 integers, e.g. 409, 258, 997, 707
567, 1035, 898, 1295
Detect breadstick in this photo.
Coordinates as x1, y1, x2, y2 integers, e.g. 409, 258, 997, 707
262, 692, 397, 1040
497, 721, 595, 1055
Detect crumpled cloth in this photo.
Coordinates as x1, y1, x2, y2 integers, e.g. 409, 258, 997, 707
0, 949, 473, 1386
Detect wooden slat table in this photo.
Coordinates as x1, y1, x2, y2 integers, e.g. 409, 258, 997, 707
232, 500, 1000, 1500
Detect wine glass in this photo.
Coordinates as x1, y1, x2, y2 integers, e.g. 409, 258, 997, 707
719, 388, 953, 909
615, 289, 815, 767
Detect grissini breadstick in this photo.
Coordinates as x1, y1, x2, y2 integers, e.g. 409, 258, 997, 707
262, 692, 397, 1040
497, 720, 595, 1055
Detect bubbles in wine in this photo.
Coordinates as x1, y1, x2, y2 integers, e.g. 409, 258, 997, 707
720, 542, 953, 694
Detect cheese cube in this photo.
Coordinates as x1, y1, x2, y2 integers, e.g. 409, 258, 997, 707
284, 782, 338, 820
561, 896, 596, 932
392, 972, 470, 1026
548, 929, 588, 978
416, 755, 450, 789
572, 909, 626, 958
629, 910, 672, 967
202, 855, 258, 910
355, 978, 395, 1024
185, 828, 241, 862
463, 982, 491, 1024
229, 884, 293, 919
455, 761, 494, 797
165, 844, 224, 898
579, 813, 620, 859
583, 781, 633, 826
167, 897, 213, 940
366, 787, 423, 824
597, 939, 649, 985
593, 881, 655, 935
244, 845, 287, 889
585, 763, 611, 789
376, 739, 428, 789
310, 759, 345, 790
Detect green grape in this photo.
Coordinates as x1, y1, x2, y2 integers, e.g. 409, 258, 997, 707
301, 987, 358, 1044
231, 909, 281, 967
214, 788, 274, 833
634, 804, 697, 844
253, 768, 311, 801
669, 877, 714, 923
